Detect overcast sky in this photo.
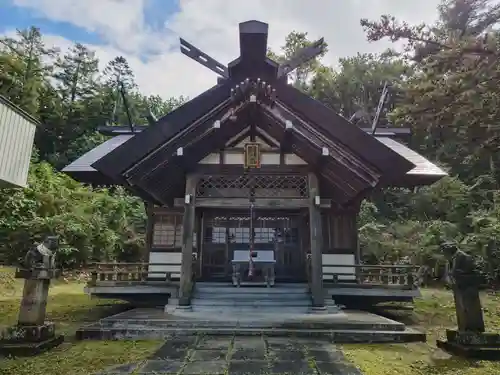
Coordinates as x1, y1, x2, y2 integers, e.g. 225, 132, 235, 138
1, 0, 442, 99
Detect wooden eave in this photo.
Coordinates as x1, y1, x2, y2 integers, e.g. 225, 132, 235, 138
273, 82, 415, 180
271, 101, 381, 183
124, 97, 234, 184
257, 108, 377, 205
91, 82, 232, 180
129, 105, 252, 204
125, 103, 387, 206
106, 97, 407, 206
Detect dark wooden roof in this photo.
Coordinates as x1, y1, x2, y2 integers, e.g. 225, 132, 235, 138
62, 20, 447, 205
65, 130, 446, 191
92, 82, 232, 181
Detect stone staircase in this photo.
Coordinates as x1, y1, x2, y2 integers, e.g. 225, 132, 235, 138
188, 282, 313, 314
75, 282, 426, 343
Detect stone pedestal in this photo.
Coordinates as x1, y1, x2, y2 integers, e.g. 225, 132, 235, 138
18, 279, 50, 326
451, 281, 485, 333
0, 322, 64, 357
437, 330, 500, 360
0, 266, 63, 357
436, 274, 500, 360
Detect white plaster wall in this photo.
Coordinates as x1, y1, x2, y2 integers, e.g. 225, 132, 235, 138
208, 151, 308, 166
223, 151, 245, 164
148, 252, 182, 279
233, 136, 276, 150
322, 253, 356, 281
260, 153, 280, 165
284, 154, 307, 165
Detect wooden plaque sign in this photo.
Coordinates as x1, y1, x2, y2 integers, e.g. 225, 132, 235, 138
244, 143, 261, 168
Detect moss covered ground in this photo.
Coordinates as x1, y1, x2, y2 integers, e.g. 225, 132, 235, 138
343, 288, 500, 375
0, 267, 162, 375
1, 266, 500, 374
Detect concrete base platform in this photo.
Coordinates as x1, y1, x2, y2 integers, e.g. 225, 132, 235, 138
76, 307, 425, 343
0, 335, 64, 357
436, 340, 500, 361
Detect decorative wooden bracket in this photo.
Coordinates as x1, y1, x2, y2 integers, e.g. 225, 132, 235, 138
230, 78, 277, 107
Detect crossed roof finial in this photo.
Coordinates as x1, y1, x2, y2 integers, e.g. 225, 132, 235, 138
179, 20, 326, 82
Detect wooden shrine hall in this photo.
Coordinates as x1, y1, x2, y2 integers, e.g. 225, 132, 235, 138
63, 20, 447, 310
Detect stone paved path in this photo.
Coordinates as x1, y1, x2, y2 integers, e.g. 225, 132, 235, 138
96, 335, 363, 375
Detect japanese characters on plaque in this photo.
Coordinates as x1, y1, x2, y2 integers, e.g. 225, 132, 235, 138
244, 143, 261, 168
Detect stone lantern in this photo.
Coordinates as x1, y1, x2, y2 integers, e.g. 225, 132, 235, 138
0, 236, 64, 356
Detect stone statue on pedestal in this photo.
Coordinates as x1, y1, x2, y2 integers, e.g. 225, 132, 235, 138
436, 242, 500, 360
443, 242, 485, 332
0, 236, 64, 357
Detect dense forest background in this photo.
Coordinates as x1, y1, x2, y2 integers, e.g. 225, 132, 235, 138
1, 0, 499, 283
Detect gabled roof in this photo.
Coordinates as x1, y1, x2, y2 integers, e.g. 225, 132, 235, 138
92, 82, 232, 180
64, 130, 447, 189
62, 20, 447, 206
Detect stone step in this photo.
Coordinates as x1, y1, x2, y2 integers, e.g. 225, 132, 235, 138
196, 282, 308, 288
77, 326, 425, 343
96, 318, 404, 331
191, 305, 312, 312
190, 298, 311, 307
191, 301, 311, 314
190, 307, 314, 315
194, 291, 310, 298
194, 286, 309, 295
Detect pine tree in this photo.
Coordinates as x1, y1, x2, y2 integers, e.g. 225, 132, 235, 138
53, 43, 99, 106
0, 27, 57, 113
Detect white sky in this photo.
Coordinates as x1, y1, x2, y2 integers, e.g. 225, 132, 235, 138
10, 0, 442, 99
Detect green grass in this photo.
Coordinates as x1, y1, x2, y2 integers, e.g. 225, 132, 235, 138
342, 288, 500, 375
3, 266, 500, 375
0, 267, 162, 375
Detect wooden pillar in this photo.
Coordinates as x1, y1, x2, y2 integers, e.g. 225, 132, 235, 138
179, 174, 197, 306
353, 211, 360, 264
308, 173, 325, 308
144, 202, 154, 262
194, 210, 202, 278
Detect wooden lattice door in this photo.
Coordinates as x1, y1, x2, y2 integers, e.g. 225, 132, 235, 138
200, 210, 306, 282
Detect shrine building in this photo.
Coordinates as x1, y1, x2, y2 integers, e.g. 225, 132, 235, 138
63, 21, 446, 310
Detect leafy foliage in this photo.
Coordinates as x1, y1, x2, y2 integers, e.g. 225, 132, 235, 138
0, 162, 147, 268
267, 0, 500, 283
0, 28, 182, 268
352, 0, 500, 283
2, 1, 500, 281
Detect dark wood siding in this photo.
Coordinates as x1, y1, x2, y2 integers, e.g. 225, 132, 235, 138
322, 210, 358, 260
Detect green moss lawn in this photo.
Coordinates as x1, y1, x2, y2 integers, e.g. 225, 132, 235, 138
2, 266, 500, 375
343, 288, 500, 375
0, 267, 162, 375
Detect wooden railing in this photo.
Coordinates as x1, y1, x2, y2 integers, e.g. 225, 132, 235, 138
323, 264, 418, 288
88, 262, 180, 286
88, 258, 199, 287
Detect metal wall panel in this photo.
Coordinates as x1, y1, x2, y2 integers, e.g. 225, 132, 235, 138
0, 96, 37, 188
